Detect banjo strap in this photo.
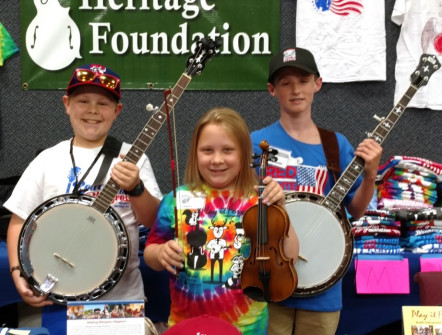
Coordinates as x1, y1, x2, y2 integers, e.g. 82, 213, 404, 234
317, 127, 347, 219
92, 135, 122, 187
317, 127, 340, 177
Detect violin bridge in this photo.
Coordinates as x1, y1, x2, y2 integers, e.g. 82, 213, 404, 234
256, 256, 270, 261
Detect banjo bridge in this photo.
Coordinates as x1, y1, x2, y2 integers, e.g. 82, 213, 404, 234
53, 252, 75, 268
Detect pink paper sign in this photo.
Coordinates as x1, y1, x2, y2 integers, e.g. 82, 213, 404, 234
355, 258, 410, 294
420, 257, 442, 272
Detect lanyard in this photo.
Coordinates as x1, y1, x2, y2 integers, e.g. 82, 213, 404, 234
69, 137, 104, 195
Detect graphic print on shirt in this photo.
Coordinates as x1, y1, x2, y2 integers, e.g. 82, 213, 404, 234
66, 167, 81, 194
184, 209, 207, 270
65, 167, 130, 209
421, 3, 442, 55
207, 216, 231, 283
233, 221, 245, 251
222, 254, 244, 289
176, 189, 252, 289
267, 161, 329, 195
312, 0, 363, 16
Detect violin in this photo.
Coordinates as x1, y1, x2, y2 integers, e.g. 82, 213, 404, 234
241, 140, 297, 302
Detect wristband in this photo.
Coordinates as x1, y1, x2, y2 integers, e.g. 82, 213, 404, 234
127, 180, 145, 197
10, 265, 20, 274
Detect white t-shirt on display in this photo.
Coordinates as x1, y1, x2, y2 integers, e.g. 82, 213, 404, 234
296, 0, 386, 83
392, 0, 442, 110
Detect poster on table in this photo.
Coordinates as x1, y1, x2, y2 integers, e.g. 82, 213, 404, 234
402, 306, 442, 335
67, 300, 145, 335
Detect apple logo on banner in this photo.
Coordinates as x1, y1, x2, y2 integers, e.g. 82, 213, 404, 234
26, 0, 81, 71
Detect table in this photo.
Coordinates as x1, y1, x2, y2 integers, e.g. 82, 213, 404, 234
0, 241, 425, 333
337, 253, 421, 335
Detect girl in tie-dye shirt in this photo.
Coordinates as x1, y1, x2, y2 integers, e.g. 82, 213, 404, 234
144, 107, 299, 334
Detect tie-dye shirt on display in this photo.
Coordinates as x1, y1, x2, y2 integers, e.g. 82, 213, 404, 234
146, 185, 268, 335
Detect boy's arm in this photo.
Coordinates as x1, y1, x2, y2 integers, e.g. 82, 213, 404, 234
7, 214, 53, 307
347, 138, 382, 219
130, 188, 161, 228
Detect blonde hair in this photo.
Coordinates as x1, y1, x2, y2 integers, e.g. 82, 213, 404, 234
184, 107, 257, 198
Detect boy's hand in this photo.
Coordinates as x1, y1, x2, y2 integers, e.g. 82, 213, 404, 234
354, 138, 382, 180
12, 273, 53, 307
111, 155, 141, 191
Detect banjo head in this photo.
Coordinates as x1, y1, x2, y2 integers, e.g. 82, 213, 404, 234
18, 194, 130, 304
285, 192, 353, 297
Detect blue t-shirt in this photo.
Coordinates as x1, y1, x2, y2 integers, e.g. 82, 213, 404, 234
251, 121, 361, 312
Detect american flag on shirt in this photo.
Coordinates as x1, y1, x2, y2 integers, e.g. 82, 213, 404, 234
296, 165, 328, 195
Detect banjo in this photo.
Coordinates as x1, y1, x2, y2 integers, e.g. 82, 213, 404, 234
18, 38, 221, 304
285, 54, 440, 297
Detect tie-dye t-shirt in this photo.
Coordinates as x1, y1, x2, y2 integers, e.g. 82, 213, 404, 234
146, 185, 268, 334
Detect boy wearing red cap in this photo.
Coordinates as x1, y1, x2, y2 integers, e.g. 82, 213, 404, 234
251, 48, 382, 334
5, 64, 162, 332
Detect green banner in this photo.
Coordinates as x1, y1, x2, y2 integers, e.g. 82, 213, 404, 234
20, 0, 279, 90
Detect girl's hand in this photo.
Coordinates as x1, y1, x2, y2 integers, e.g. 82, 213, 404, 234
157, 240, 185, 275
255, 176, 286, 208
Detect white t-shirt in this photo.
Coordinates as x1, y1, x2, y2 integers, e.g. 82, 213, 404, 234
392, 0, 442, 109
296, 0, 386, 82
5, 139, 163, 301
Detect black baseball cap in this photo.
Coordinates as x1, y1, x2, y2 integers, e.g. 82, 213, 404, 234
268, 47, 320, 83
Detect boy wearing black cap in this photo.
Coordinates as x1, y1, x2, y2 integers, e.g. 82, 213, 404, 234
251, 48, 382, 334
5, 64, 162, 332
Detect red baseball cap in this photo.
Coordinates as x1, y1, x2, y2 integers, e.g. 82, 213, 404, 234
66, 64, 121, 101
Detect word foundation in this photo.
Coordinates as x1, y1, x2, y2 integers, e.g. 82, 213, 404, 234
90, 22, 271, 55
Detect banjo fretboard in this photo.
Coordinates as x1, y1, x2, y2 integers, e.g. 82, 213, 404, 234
321, 54, 440, 212
92, 74, 191, 214
88, 38, 221, 214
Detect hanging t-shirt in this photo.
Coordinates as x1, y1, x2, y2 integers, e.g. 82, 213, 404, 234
296, 0, 386, 82
392, 0, 442, 109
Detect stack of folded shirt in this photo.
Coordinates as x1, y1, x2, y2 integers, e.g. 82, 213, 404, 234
400, 218, 442, 253
376, 156, 442, 210
351, 209, 403, 254
375, 156, 442, 253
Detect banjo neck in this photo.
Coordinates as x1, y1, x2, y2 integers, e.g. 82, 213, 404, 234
92, 74, 192, 214
89, 38, 221, 214
321, 54, 440, 213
